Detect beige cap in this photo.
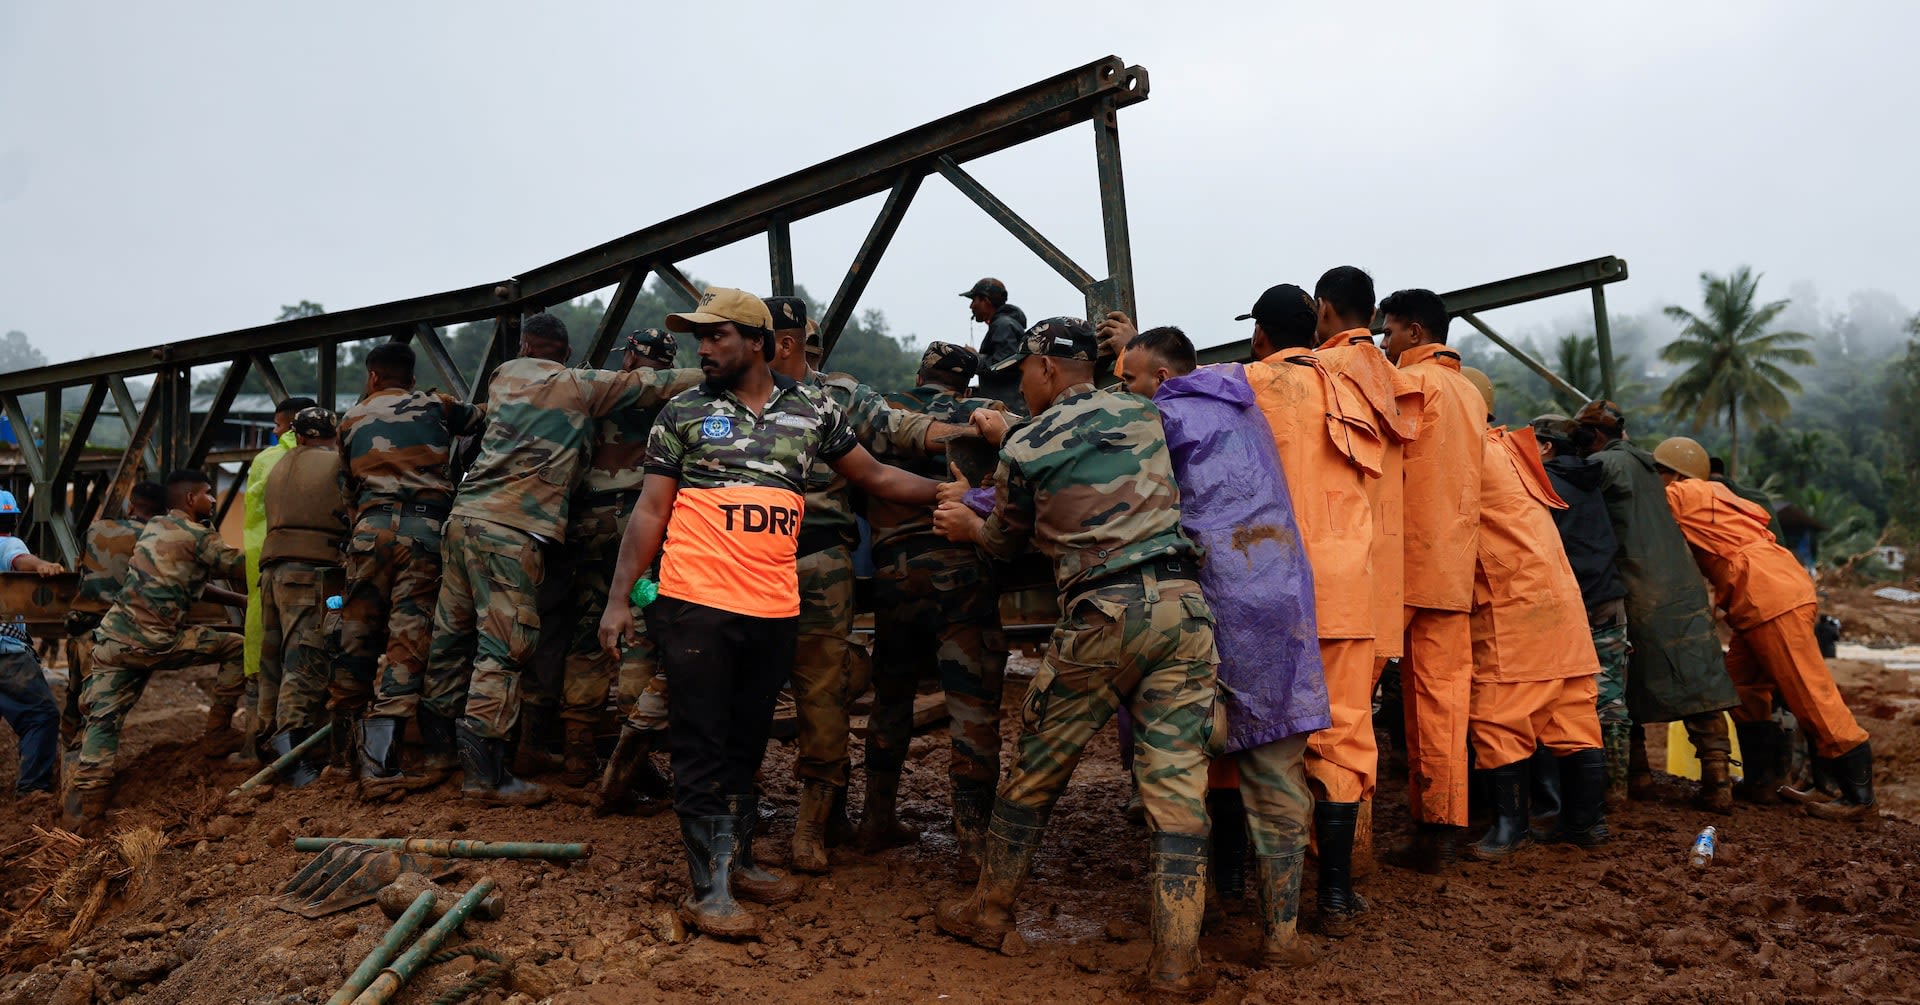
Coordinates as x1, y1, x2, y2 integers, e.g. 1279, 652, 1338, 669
1460, 366, 1495, 414
665, 287, 774, 333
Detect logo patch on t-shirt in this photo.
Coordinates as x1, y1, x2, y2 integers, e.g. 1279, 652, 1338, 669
700, 416, 733, 440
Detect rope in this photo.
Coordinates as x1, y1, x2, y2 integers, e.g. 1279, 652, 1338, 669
420, 945, 511, 1005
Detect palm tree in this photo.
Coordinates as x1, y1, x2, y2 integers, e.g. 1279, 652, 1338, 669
1550, 333, 1635, 411
1660, 267, 1814, 476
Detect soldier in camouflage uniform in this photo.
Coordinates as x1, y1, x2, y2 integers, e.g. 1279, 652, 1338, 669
61, 481, 166, 747
558, 328, 675, 790
425, 312, 700, 806
860, 342, 1008, 854
931, 318, 1220, 996
765, 299, 969, 875
596, 287, 944, 938
258, 407, 351, 785
1534, 416, 1634, 803
339, 342, 487, 799
66, 470, 248, 834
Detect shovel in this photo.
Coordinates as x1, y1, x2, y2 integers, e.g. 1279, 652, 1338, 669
275, 842, 463, 919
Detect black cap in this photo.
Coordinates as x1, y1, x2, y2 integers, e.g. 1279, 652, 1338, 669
1236, 283, 1317, 335
763, 296, 808, 332
624, 327, 677, 366
959, 277, 1008, 301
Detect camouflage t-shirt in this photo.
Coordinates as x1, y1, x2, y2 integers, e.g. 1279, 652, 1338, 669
97, 512, 246, 653
644, 371, 858, 618
799, 370, 937, 553
978, 382, 1197, 599
869, 384, 999, 552
72, 517, 146, 616
339, 387, 486, 512
451, 357, 702, 541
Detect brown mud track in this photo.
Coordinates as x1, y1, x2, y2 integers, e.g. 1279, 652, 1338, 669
3, 655, 1917, 1004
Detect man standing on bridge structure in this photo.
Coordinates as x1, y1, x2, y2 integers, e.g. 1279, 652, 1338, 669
962, 277, 1029, 415
598, 287, 944, 938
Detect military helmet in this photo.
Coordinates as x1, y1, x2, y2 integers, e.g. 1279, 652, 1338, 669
1460, 366, 1495, 414
1653, 436, 1710, 481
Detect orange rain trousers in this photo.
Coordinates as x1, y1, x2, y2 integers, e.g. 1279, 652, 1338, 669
1402, 606, 1472, 825
1728, 603, 1870, 758
1469, 675, 1602, 769
1304, 638, 1378, 803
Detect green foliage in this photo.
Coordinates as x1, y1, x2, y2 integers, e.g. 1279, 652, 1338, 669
1, 330, 47, 372
1658, 267, 1814, 476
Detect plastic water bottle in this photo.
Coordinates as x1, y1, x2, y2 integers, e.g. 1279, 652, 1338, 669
628, 577, 659, 609
325, 595, 344, 611
1689, 826, 1717, 869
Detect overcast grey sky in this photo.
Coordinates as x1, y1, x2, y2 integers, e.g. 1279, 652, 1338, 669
2, 1, 1916, 369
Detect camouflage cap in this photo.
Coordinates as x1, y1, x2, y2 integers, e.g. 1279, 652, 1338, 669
763, 296, 808, 332
803, 318, 823, 352
959, 277, 1008, 301
291, 406, 338, 439
919, 341, 979, 381
988, 317, 1096, 372
1573, 399, 1625, 433
666, 287, 774, 334
624, 327, 677, 365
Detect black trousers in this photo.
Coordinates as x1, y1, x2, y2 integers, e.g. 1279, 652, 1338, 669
652, 596, 798, 819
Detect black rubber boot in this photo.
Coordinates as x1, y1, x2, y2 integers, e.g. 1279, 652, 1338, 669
1733, 721, 1783, 803
512, 704, 563, 778
678, 814, 760, 938
595, 724, 669, 817
1206, 789, 1249, 904
728, 794, 803, 904
950, 778, 995, 865
417, 709, 458, 776
1627, 724, 1656, 800
358, 716, 404, 782
1806, 741, 1877, 822
936, 800, 1048, 948
269, 729, 323, 788
825, 784, 855, 848
1528, 746, 1562, 833
326, 711, 357, 774
1312, 801, 1368, 938
1387, 821, 1459, 875
1146, 832, 1211, 996
1469, 761, 1533, 862
1550, 748, 1610, 847
855, 768, 921, 851
458, 725, 549, 807
1255, 850, 1315, 969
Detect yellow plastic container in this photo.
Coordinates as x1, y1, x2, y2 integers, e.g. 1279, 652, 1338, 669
1664, 713, 1745, 781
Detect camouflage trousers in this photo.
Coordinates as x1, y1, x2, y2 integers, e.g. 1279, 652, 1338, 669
61, 614, 103, 748
868, 545, 1006, 784
75, 627, 245, 792
562, 500, 660, 727
1004, 568, 1222, 835
793, 545, 857, 786
1237, 732, 1312, 857
258, 560, 344, 734
342, 508, 447, 718
423, 516, 545, 741
1589, 598, 1630, 727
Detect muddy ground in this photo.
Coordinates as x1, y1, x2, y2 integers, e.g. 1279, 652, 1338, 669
2, 630, 1918, 1003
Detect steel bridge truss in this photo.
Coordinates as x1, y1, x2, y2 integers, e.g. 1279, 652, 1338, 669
1, 57, 1152, 564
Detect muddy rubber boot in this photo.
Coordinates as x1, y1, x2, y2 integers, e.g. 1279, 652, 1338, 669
854, 769, 921, 852
1206, 789, 1248, 908
728, 793, 803, 904
228, 677, 262, 765
357, 716, 413, 800
936, 800, 1047, 948
1386, 821, 1458, 876
458, 725, 550, 807
1732, 722, 1783, 804
201, 702, 244, 759
325, 712, 357, 777
790, 779, 835, 874
1469, 761, 1533, 862
1528, 747, 1562, 836
594, 724, 656, 817
63, 786, 110, 838
1601, 722, 1633, 805
825, 784, 855, 848
951, 778, 994, 864
678, 814, 761, 939
1626, 725, 1656, 800
1697, 753, 1734, 816
1312, 801, 1368, 938
558, 721, 597, 788
1805, 741, 1877, 822
416, 709, 459, 778
1549, 748, 1610, 847
268, 729, 323, 788
1145, 832, 1211, 996
1782, 756, 1841, 805
512, 705, 563, 778
1255, 850, 1315, 970
1352, 798, 1375, 880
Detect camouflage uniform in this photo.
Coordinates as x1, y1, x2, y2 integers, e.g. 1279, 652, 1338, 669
259, 440, 351, 734
77, 513, 246, 792
62, 516, 145, 744
422, 358, 700, 741
338, 388, 486, 717
1591, 599, 1629, 727
867, 360, 1008, 829
788, 367, 942, 791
